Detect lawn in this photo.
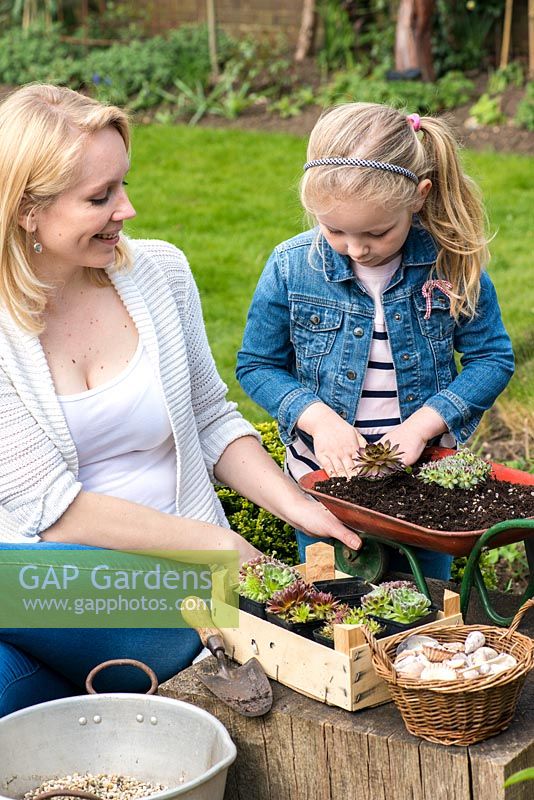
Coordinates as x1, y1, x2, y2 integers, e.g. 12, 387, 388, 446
127, 125, 533, 426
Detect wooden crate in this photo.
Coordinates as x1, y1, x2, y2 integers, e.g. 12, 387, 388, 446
212, 544, 463, 712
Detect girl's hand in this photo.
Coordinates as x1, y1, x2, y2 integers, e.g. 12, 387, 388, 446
297, 403, 367, 478
377, 407, 448, 466
377, 425, 427, 467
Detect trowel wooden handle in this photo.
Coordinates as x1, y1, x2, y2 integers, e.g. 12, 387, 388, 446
181, 596, 225, 651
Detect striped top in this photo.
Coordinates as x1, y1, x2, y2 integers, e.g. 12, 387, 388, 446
352, 256, 402, 443
286, 255, 401, 481
0, 239, 259, 542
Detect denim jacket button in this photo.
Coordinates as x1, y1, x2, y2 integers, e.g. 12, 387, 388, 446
339, 410, 348, 419
309, 314, 320, 325
406, 394, 415, 402
394, 312, 402, 321
402, 353, 410, 361
353, 326, 364, 338
346, 370, 356, 380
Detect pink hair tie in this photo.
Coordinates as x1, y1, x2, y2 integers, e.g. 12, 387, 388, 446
407, 113, 421, 132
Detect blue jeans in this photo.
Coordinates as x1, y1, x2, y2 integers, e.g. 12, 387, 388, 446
295, 530, 453, 581
0, 543, 202, 717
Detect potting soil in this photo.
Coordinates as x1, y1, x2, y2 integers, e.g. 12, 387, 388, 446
315, 472, 534, 531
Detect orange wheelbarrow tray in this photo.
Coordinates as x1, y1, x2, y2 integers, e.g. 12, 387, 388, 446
299, 447, 534, 626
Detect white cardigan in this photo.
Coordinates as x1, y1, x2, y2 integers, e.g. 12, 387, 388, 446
0, 239, 259, 543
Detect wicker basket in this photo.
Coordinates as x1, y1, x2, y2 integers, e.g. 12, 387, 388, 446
364, 597, 534, 746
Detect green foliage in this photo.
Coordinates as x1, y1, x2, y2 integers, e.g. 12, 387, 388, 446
469, 93, 505, 127
215, 421, 298, 564
485, 542, 528, 593
451, 551, 498, 590
515, 83, 534, 132
0, 23, 233, 113
351, 0, 395, 75
487, 63, 525, 96
504, 768, 534, 788
317, 0, 355, 74
84, 0, 150, 41
418, 450, 492, 490
84, 26, 232, 110
0, 23, 83, 85
321, 67, 474, 114
433, 0, 503, 75
436, 70, 476, 108
268, 87, 315, 119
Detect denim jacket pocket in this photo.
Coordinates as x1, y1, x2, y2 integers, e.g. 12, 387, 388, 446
412, 293, 455, 341
290, 301, 343, 357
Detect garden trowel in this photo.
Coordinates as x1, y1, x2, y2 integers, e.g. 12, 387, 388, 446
182, 597, 272, 717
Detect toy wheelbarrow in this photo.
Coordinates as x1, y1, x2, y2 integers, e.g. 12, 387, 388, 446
299, 447, 534, 626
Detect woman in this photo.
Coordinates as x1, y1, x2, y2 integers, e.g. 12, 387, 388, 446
0, 84, 360, 716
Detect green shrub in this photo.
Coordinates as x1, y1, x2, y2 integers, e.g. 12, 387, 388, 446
317, 0, 356, 73
450, 551, 498, 590
215, 421, 298, 564
469, 93, 505, 126
515, 83, 534, 131
433, 0, 503, 75
0, 23, 84, 85
321, 68, 474, 114
487, 62, 524, 96
83, 26, 233, 110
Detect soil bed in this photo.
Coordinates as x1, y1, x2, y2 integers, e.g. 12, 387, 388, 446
315, 471, 534, 531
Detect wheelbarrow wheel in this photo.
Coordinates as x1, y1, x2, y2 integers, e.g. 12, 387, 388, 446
334, 537, 389, 583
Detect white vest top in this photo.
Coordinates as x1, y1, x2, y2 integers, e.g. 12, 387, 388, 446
58, 338, 177, 514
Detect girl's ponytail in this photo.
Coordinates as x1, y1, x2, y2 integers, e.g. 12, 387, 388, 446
417, 116, 489, 319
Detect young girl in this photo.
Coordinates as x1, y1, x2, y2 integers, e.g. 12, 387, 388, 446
236, 102, 514, 578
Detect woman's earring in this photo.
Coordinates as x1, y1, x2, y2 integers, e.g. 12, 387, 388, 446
32, 233, 43, 254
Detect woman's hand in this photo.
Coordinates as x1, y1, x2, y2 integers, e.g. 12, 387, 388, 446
214, 434, 362, 552
377, 406, 448, 466
297, 403, 367, 478
288, 494, 362, 552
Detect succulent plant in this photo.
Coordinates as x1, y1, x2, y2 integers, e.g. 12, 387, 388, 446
319, 604, 384, 639
266, 579, 311, 615
360, 582, 431, 624
310, 591, 340, 620
388, 587, 431, 623
238, 554, 297, 602
267, 582, 338, 623
377, 580, 417, 592
360, 585, 394, 617
417, 449, 492, 490
352, 441, 406, 479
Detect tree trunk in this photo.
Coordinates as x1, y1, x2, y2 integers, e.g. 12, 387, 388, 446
295, 0, 316, 62
395, 0, 435, 82
206, 0, 219, 80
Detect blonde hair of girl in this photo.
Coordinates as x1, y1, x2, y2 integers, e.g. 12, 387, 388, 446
0, 83, 132, 334
300, 102, 489, 320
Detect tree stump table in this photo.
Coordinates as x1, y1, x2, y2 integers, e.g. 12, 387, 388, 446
159, 580, 534, 800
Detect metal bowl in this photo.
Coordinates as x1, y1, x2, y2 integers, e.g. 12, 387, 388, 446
0, 693, 236, 800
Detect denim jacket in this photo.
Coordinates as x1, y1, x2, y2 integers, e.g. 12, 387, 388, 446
236, 224, 514, 446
